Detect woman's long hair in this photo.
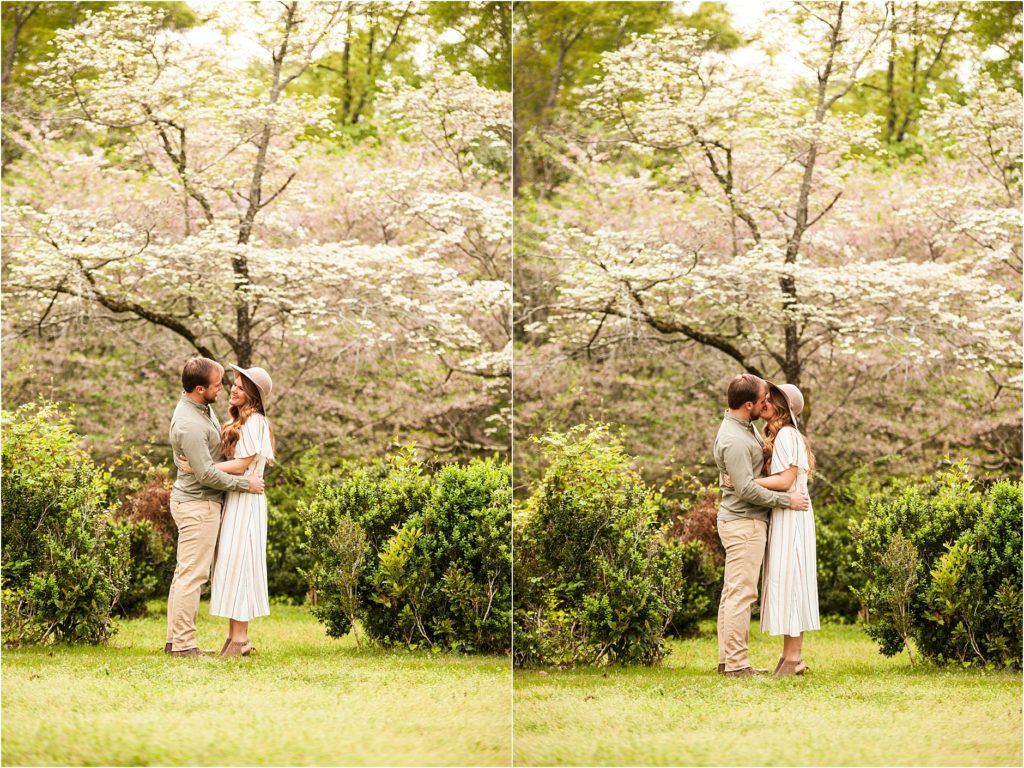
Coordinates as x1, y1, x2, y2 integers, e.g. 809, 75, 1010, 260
762, 387, 815, 477
221, 374, 275, 460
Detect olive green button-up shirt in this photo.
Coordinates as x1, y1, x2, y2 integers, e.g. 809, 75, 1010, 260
169, 394, 250, 503
713, 411, 792, 523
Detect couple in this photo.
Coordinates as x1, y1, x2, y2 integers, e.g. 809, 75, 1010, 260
713, 373, 819, 677
164, 357, 275, 658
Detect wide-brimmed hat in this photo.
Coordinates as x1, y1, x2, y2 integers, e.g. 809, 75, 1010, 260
768, 382, 804, 428
227, 364, 272, 411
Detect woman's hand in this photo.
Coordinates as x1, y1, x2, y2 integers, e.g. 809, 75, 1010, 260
721, 474, 733, 490
176, 455, 194, 475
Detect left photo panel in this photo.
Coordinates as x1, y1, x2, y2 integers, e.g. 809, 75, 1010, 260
0, 2, 512, 766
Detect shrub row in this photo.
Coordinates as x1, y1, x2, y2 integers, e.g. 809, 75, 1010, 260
1, 403, 131, 645
852, 463, 1022, 668
513, 425, 718, 667
301, 446, 512, 653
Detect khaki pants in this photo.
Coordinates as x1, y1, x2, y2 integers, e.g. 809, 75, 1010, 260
165, 498, 222, 651
717, 517, 768, 672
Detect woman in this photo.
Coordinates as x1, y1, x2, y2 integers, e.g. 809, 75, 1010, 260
752, 382, 819, 676
179, 364, 275, 657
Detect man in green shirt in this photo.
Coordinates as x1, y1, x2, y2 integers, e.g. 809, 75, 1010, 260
713, 373, 808, 676
165, 357, 265, 657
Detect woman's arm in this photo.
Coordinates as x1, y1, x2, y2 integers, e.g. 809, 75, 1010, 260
177, 454, 256, 476
753, 465, 797, 491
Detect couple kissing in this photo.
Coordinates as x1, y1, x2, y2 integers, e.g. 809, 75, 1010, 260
714, 373, 820, 678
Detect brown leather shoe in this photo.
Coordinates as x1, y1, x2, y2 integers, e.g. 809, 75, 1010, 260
170, 647, 204, 658
717, 663, 725, 674
723, 666, 756, 677
164, 642, 172, 654
220, 640, 254, 658
774, 659, 806, 677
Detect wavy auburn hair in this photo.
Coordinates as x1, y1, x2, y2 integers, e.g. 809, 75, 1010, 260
220, 374, 275, 460
762, 385, 815, 477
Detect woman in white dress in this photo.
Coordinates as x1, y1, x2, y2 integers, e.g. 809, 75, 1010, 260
179, 364, 274, 658
751, 382, 819, 676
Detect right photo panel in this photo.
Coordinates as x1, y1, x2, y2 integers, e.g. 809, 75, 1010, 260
512, 1, 1022, 766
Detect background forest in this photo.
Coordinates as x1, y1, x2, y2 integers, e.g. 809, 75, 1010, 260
512, 0, 1022, 497
1, 1, 514, 652
2, 0, 512, 466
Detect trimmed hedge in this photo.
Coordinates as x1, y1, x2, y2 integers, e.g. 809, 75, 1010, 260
301, 446, 511, 653
1, 403, 130, 645
853, 463, 1022, 668
514, 425, 717, 667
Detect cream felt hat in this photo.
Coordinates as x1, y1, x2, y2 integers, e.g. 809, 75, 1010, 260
227, 364, 272, 410
769, 382, 804, 428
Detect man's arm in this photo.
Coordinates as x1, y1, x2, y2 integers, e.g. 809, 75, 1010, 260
720, 438, 797, 509
177, 429, 252, 493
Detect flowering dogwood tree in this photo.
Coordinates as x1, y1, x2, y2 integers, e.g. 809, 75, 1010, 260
3, 2, 511, 456
540, 1, 1019, 402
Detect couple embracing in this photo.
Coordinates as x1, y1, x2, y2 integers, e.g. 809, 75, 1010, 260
714, 373, 819, 677
164, 357, 276, 658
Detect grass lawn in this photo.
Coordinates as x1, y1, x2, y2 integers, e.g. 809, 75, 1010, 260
513, 621, 1022, 766
2, 600, 512, 766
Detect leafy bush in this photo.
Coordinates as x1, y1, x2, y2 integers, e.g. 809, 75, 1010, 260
514, 425, 715, 667
853, 463, 1022, 668
264, 449, 353, 603
302, 446, 512, 653
110, 471, 175, 617
661, 489, 724, 634
1, 402, 130, 645
812, 465, 894, 622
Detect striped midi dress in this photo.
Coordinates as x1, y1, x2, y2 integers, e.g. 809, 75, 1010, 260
760, 425, 820, 636
210, 413, 273, 622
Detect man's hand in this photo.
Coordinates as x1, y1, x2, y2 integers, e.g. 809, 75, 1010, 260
247, 475, 265, 494
788, 491, 809, 510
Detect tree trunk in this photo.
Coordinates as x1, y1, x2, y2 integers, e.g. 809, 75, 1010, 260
512, 99, 522, 197
885, 1, 897, 142
1, 3, 38, 87
233, 2, 300, 367
339, 15, 352, 122
778, 1, 847, 393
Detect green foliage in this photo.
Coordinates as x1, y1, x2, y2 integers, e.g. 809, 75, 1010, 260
515, 425, 716, 667
657, 487, 725, 634
302, 446, 512, 653
1, 402, 130, 645
965, 2, 1023, 94
878, 532, 920, 663
426, 1, 512, 91
109, 518, 173, 619
108, 464, 176, 617
292, 3, 420, 139
811, 464, 897, 621
660, 539, 717, 638
264, 448, 354, 603
512, 1, 680, 194
853, 463, 1023, 667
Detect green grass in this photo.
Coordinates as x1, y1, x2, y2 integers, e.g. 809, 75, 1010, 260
2, 601, 512, 766
513, 621, 1022, 766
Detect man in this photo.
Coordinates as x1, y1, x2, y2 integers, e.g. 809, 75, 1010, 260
713, 373, 808, 677
165, 357, 265, 657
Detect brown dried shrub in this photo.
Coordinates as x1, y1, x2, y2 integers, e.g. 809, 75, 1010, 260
116, 470, 175, 543
669, 490, 725, 567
